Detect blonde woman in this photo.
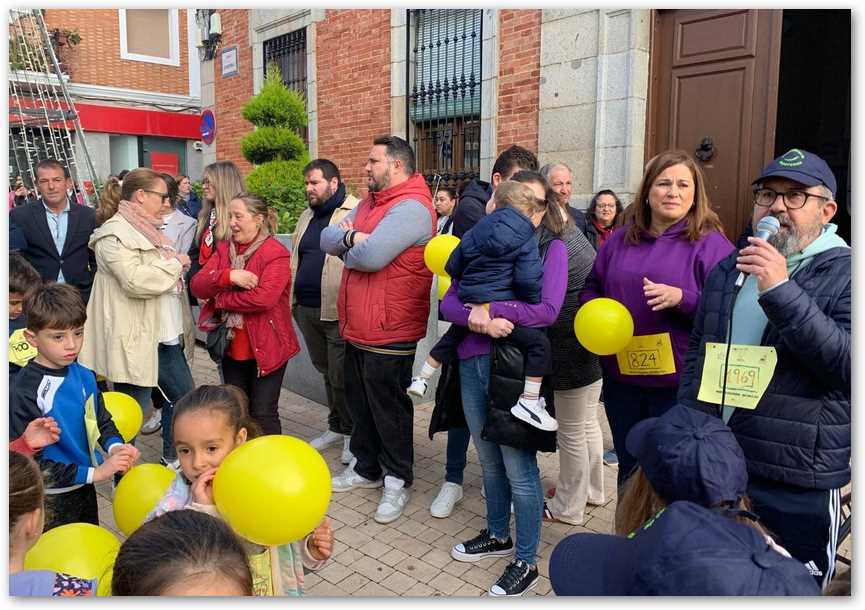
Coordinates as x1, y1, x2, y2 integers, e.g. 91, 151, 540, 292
195, 161, 245, 267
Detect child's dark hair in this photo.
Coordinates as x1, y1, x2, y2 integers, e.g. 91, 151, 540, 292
23, 282, 86, 332
172, 384, 261, 439
9, 253, 42, 296
9, 450, 44, 533
111, 510, 253, 596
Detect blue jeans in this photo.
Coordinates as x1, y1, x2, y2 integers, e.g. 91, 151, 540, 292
602, 376, 678, 489
445, 427, 471, 485
459, 354, 543, 565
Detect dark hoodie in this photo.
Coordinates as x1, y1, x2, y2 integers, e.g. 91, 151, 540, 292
445, 206, 543, 304
451, 178, 493, 238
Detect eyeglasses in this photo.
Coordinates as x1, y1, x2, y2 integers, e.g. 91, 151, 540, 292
143, 189, 170, 201
595, 203, 617, 210
753, 187, 829, 210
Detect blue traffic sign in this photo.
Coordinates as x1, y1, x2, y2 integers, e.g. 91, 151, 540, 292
200, 110, 215, 145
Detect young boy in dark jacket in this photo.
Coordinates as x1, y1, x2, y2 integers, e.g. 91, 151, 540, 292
408, 181, 557, 431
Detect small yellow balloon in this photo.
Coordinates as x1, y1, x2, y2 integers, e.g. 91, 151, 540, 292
112, 464, 176, 536
25, 523, 119, 586
574, 297, 635, 355
424, 234, 460, 276
102, 391, 143, 443
436, 274, 452, 300
213, 435, 332, 546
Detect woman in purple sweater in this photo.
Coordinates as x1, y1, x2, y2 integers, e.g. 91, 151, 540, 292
580, 150, 734, 489
440, 171, 567, 596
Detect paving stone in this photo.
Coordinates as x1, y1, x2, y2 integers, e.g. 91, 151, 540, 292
428, 571, 465, 595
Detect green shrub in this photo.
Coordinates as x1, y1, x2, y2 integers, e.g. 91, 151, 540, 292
240, 125, 306, 165
241, 69, 307, 130
245, 157, 309, 234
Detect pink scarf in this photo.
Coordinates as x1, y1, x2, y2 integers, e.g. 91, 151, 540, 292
118, 200, 177, 260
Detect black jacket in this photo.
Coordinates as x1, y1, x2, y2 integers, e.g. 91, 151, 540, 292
9, 199, 97, 304
677, 247, 851, 490
451, 179, 492, 238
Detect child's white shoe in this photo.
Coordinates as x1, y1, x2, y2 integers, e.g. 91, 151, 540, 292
511, 396, 558, 431
407, 376, 428, 398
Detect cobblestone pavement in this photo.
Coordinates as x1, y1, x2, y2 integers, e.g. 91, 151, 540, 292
96, 346, 850, 596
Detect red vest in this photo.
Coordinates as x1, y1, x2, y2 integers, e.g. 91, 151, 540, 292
338, 173, 436, 346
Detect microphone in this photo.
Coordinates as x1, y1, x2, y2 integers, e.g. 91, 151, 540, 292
734, 215, 780, 288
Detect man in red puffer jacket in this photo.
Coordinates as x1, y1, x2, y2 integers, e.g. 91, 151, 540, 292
321, 135, 436, 525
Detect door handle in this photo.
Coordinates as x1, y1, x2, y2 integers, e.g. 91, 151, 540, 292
695, 136, 715, 162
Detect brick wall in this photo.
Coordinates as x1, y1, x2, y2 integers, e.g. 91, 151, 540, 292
315, 9, 392, 198
43, 9, 189, 96
212, 10, 254, 176
496, 10, 541, 155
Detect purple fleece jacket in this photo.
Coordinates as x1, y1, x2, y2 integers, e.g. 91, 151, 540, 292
440, 240, 567, 360
580, 219, 733, 387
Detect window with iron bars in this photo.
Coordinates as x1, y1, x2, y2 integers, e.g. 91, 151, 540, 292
263, 28, 308, 144
407, 9, 482, 194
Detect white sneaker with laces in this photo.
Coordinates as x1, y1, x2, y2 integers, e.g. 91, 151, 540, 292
309, 429, 344, 451
341, 436, 354, 465
511, 397, 558, 431
407, 376, 428, 398
430, 482, 463, 518
140, 409, 162, 435
375, 475, 410, 524
331, 465, 382, 493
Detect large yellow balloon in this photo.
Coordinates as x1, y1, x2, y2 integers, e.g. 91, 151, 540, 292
213, 435, 332, 546
112, 463, 176, 536
102, 391, 143, 443
436, 274, 452, 300
25, 523, 119, 587
424, 234, 460, 276
574, 297, 635, 355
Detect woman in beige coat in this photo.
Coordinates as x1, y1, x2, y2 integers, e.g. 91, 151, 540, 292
79, 168, 194, 465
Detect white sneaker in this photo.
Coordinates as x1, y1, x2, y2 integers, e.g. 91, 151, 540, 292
310, 429, 344, 451
331, 465, 382, 493
140, 409, 162, 435
375, 476, 410, 524
430, 482, 464, 518
341, 436, 354, 465
407, 376, 428, 398
511, 397, 558, 431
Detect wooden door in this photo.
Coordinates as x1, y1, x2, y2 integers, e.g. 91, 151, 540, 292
647, 9, 783, 240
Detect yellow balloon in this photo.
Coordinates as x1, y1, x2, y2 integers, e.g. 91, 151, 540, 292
213, 435, 332, 546
436, 274, 452, 300
112, 464, 176, 536
25, 523, 119, 586
102, 391, 143, 443
574, 297, 635, 355
424, 234, 460, 276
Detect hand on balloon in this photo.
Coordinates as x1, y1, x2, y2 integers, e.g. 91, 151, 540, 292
643, 277, 683, 311
22, 417, 61, 450
468, 304, 491, 333
191, 467, 218, 505
93, 449, 136, 482
486, 318, 514, 339
230, 270, 259, 290
109, 443, 140, 463
307, 517, 334, 561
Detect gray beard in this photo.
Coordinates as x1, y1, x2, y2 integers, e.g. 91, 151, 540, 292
766, 216, 823, 257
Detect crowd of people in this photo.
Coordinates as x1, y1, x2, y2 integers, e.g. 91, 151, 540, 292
7, 138, 851, 597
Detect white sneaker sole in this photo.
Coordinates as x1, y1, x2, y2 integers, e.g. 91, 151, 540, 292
510, 405, 558, 432
407, 389, 427, 398
374, 507, 406, 524
488, 575, 539, 597
332, 479, 382, 493
430, 494, 463, 518
450, 545, 514, 563
140, 422, 162, 435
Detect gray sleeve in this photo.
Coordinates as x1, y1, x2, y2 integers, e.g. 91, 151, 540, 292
319, 206, 358, 256
343, 200, 432, 272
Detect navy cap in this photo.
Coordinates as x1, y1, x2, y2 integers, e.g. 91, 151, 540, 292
752, 148, 837, 198
549, 501, 821, 596
626, 404, 747, 507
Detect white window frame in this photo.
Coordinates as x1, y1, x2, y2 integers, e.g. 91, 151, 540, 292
118, 9, 180, 67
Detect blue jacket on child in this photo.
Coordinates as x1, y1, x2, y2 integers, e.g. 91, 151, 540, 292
445, 206, 543, 304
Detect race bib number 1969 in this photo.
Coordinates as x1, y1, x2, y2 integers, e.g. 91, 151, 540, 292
697, 342, 777, 409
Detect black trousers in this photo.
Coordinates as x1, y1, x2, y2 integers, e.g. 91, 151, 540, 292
44, 485, 99, 531
344, 343, 415, 486
748, 475, 842, 589
222, 356, 288, 436
431, 325, 551, 377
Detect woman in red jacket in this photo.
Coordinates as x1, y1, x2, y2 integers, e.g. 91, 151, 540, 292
191, 193, 299, 434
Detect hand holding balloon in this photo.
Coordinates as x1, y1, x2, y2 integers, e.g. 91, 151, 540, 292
307, 518, 334, 561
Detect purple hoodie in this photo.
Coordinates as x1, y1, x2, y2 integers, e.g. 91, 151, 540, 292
580, 219, 733, 387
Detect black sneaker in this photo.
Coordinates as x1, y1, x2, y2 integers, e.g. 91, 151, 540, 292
489, 560, 539, 596
451, 529, 514, 562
